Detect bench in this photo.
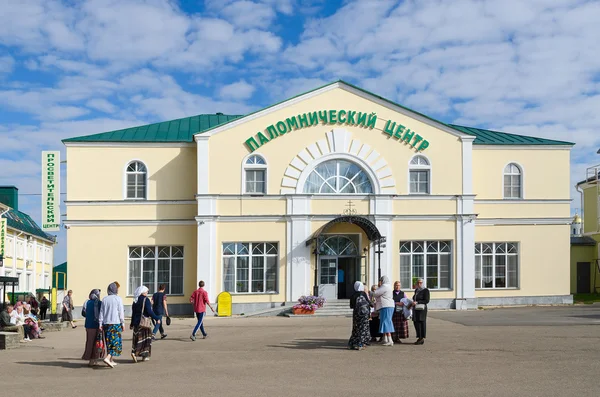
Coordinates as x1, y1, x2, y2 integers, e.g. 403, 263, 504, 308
0, 331, 21, 350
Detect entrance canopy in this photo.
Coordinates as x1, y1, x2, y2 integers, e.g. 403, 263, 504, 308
306, 215, 384, 248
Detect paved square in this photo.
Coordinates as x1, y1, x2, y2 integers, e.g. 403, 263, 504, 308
2, 307, 600, 397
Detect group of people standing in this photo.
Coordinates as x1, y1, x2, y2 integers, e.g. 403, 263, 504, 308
348, 276, 430, 350
81, 280, 213, 368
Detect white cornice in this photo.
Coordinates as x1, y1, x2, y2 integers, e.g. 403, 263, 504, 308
194, 194, 469, 200
476, 217, 572, 226
63, 142, 195, 148
475, 199, 572, 204
5, 226, 56, 244
473, 145, 572, 150
63, 220, 196, 227
65, 200, 196, 206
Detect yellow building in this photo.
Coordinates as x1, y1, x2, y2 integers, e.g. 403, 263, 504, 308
1, 186, 56, 299
62, 81, 574, 314
572, 165, 600, 293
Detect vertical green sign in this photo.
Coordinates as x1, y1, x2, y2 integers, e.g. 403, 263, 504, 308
0, 218, 6, 264
42, 151, 61, 231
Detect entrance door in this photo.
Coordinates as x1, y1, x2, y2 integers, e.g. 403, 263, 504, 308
319, 258, 337, 300
577, 262, 591, 293
337, 257, 357, 299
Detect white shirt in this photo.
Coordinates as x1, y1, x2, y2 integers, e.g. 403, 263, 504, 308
98, 295, 125, 326
374, 283, 394, 310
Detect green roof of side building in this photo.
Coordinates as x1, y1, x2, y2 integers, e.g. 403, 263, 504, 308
62, 81, 574, 147
1, 209, 56, 243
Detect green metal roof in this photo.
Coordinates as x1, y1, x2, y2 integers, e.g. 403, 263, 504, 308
61, 81, 574, 147
2, 209, 56, 243
448, 124, 574, 146
62, 114, 242, 143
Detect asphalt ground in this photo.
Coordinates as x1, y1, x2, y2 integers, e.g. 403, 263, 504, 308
1, 306, 599, 397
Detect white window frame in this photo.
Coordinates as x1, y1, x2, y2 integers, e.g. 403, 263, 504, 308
503, 162, 523, 199
399, 240, 452, 290
6, 236, 13, 258
127, 246, 184, 296
222, 242, 279, 294
124, 160, 148, 200
242, 154, 268, 195
475, 242, 519, 289
408, 155, 431, 195
302, 158, 374, 194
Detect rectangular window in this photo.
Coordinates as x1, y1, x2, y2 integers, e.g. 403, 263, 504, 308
399, 241, 452, 290
222, 242, 278, 294
409, 170, 429, 194
6, 237, 13, 257
245, 170, 265, 194
475, 242, 519, 289
128, 246, 184, 295
127, 174, 146, 199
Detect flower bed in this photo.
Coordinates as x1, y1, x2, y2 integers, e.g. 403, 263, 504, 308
292, 295, 326, 314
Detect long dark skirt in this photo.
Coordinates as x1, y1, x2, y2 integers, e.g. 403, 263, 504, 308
61, 308, 73, 322
392, 310, 409, 340
82, 328, 106, 360
348, 311, 371, 349
132, 326, 153, 357
369, 315, 382, 339
104, 324, 123, 357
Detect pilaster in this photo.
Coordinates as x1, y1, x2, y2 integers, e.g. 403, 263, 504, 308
287, 196, 312, 301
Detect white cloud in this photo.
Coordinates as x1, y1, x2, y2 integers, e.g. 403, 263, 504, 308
86, 98, 117, 113
219, 80, 256, 100
0, 55, 15, 73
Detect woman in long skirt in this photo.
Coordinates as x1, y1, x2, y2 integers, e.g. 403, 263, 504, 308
99, 282, 125, 368
374, 275, 395, 346
82, 289, 106, 366
391, 281, 410, 343
61, 290, 77, 328
130, 286, 161, 362
348, 282, 371, 350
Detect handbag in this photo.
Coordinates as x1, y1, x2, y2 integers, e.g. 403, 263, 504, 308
414, 303, 426, 311
139, 298, 153, 329
166, 316, 171, 326
95, 330, 105, 356
81, 300, 88, 318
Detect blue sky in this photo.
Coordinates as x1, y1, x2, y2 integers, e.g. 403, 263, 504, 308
1, 0, 600, 266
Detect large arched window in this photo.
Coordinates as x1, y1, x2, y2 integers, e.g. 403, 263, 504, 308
303, 159, 373, 194
409, 155, 430, 194
125, 161, 147, 199
503, 163, 522, 199
243, 154, 267, 194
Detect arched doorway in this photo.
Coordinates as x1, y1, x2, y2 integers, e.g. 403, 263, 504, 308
318, 235, 359, 300
306, 215, 386, 300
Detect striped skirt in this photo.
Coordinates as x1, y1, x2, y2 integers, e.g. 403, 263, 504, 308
132, 326, 152, 358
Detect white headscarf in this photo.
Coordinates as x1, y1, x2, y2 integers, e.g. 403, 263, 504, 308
379, 275, 390, 285
133, 286, 149, 303
354, 281, 364, 292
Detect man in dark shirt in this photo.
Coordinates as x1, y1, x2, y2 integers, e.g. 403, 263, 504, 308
0, 304, 26, 341
151, 284, 169, 340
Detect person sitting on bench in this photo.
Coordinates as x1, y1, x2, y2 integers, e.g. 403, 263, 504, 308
0, 304, 32, 342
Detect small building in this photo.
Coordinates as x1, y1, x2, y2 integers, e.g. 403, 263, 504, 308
0, 186, 57, 302
572, 165, 600, 294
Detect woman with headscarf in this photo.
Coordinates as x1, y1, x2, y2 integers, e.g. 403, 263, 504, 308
373, 275, 395, 346
62, 290, 77, 329
23, 304, 43, 339
347, 281, 371, 350
82, 289, 106, 366
130, 286, 161, 363
368, 284, 382, 343
99, 282, 125, 368
391, 281, 410, 343
411, 278, 430, 345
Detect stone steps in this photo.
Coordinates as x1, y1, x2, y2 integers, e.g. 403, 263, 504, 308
284, 300, 353, 318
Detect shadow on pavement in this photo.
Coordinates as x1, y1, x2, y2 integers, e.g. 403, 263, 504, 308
268, 338, 348, 350
15, 361, 87, 369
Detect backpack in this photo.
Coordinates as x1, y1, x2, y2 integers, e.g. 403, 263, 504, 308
355, 294, 370, 317
81, 300, 88, 317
